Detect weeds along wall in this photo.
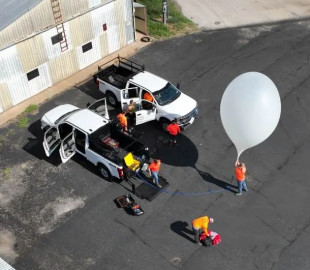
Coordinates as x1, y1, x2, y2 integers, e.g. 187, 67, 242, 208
0, 0, 135, 113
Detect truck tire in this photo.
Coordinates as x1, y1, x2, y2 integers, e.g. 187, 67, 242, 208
98, 164, 112, 181
160, 118, 170, 131
106, 92, 118, 107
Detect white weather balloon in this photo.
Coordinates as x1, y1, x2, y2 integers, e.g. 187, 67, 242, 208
220, 72, 281, 160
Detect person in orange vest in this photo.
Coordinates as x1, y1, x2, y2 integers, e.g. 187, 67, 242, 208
192, 216, 214, 245
235, 161, 248, 196
143, 91, 154, 102
117, 111, 128, 132
148, 159, 162, 188
167, 118, 181, 146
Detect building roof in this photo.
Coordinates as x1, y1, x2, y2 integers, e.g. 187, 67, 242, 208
0, 0, 43, 31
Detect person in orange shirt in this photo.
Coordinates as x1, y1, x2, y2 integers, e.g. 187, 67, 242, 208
148, 159, 162, 188
167, 118, 181, 146
235, 161, 248, 196
192, 216, 214, 245
117, 111, 128, 132
143, 92, 154, 102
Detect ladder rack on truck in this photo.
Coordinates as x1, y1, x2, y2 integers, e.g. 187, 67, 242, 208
94, 55, 145, 89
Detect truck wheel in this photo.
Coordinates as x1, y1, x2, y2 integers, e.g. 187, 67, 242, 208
160, 118, 170, 131
98, 164, 112, 181
106, 92, 118, 107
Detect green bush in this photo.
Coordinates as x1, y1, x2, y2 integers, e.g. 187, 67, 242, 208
137, 0, 196, 38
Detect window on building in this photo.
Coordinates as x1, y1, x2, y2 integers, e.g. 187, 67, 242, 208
82, 42, 93, 53
103, 23, 107, 31
51, 33, 63, 45
27, 69, 39, 81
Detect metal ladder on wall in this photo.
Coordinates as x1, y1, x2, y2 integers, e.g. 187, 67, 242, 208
50, 0, 68, 52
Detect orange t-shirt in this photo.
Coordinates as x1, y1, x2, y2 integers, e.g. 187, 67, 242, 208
148, 160, 161, 172
117, 113, 127, 127
143, 92, 154, 102
192, 216, 210, 236
235, 166, 245, 181
167, 123, 180, 135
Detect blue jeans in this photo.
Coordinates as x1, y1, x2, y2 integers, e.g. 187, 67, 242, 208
237, 179, 248, 194
151, 171, 159, 185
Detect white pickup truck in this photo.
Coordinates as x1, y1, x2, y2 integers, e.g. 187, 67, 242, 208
41, 98, 150, 181
93, 56, 198, 130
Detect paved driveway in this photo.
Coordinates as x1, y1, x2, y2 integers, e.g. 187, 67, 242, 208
1, 19, 310, 269
174, 0, 310, 29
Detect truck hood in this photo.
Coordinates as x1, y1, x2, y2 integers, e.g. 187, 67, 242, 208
41, 104, 80, 127
161, 93, 197, 117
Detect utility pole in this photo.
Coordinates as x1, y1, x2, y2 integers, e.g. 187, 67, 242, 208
163, 0, 168, 24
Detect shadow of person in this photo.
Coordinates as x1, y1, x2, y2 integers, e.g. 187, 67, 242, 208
170, 221, 196, 243
196, 168, 236, 193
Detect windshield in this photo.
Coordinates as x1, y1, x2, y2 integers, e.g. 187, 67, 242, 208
55, 109, 80, 125
152, 82, 181, 106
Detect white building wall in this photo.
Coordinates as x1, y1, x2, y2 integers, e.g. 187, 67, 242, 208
0, 0, 135, 113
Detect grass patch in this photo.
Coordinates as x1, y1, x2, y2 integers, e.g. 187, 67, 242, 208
18, 116, 29, 128
2, 167, 11, 180
24, 104, 38, 114
16, 104, 38, 128
137, 0, 197, 39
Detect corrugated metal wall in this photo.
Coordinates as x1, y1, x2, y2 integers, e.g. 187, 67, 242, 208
0, 0, 114, 51
0, 0, 54, 50
0, 0, 135, 113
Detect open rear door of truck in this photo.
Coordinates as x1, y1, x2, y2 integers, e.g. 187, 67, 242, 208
87, 98, 109, 119
59, 132, 76, 163
43, 126, 61, 157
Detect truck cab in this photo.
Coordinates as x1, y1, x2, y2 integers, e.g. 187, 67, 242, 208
121, 71, 198, 129
94, 56, 198, 130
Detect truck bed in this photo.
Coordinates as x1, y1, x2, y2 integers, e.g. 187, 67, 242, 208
95, 56, 144, 89
88, 123, 147, 164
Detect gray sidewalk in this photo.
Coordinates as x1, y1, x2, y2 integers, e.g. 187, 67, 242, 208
175, 0, 310, 29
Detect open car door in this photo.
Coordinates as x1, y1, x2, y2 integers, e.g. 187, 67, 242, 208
59, 132, 76, 163
135, 100, 157, 125
87, 98, 109, 119
120, 87, 140, 111
43, 126, 61, 157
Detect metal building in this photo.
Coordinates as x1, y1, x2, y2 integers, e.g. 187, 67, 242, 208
0, 0, 135, 113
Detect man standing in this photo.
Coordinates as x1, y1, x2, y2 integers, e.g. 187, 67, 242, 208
235, 161, 248, 196
148, 159, 162, 188
192, 216, 214, 245
117, 111, 128, 132
126, 100, 136, 128
167, 118, 181, 146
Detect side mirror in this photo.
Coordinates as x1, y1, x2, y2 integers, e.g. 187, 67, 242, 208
86, 102, 90, 108
176, 83, 180, 89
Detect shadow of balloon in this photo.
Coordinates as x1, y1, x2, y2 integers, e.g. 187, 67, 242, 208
150, 131, 234, 193
195, 168, 236, 193
170, 221, 195, 243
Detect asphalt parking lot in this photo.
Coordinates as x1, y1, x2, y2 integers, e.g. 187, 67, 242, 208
1, 19, 310, 270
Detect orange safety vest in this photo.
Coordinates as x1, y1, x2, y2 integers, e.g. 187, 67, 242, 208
148, 160, 161, 172
143, 92, 154, 102
167, 123, 180, 135
117, 113, 127, 127
235, 166, 245, 181
192, 216, 210, 236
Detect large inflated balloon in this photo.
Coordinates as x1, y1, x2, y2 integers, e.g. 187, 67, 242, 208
220, 72, 281, 160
